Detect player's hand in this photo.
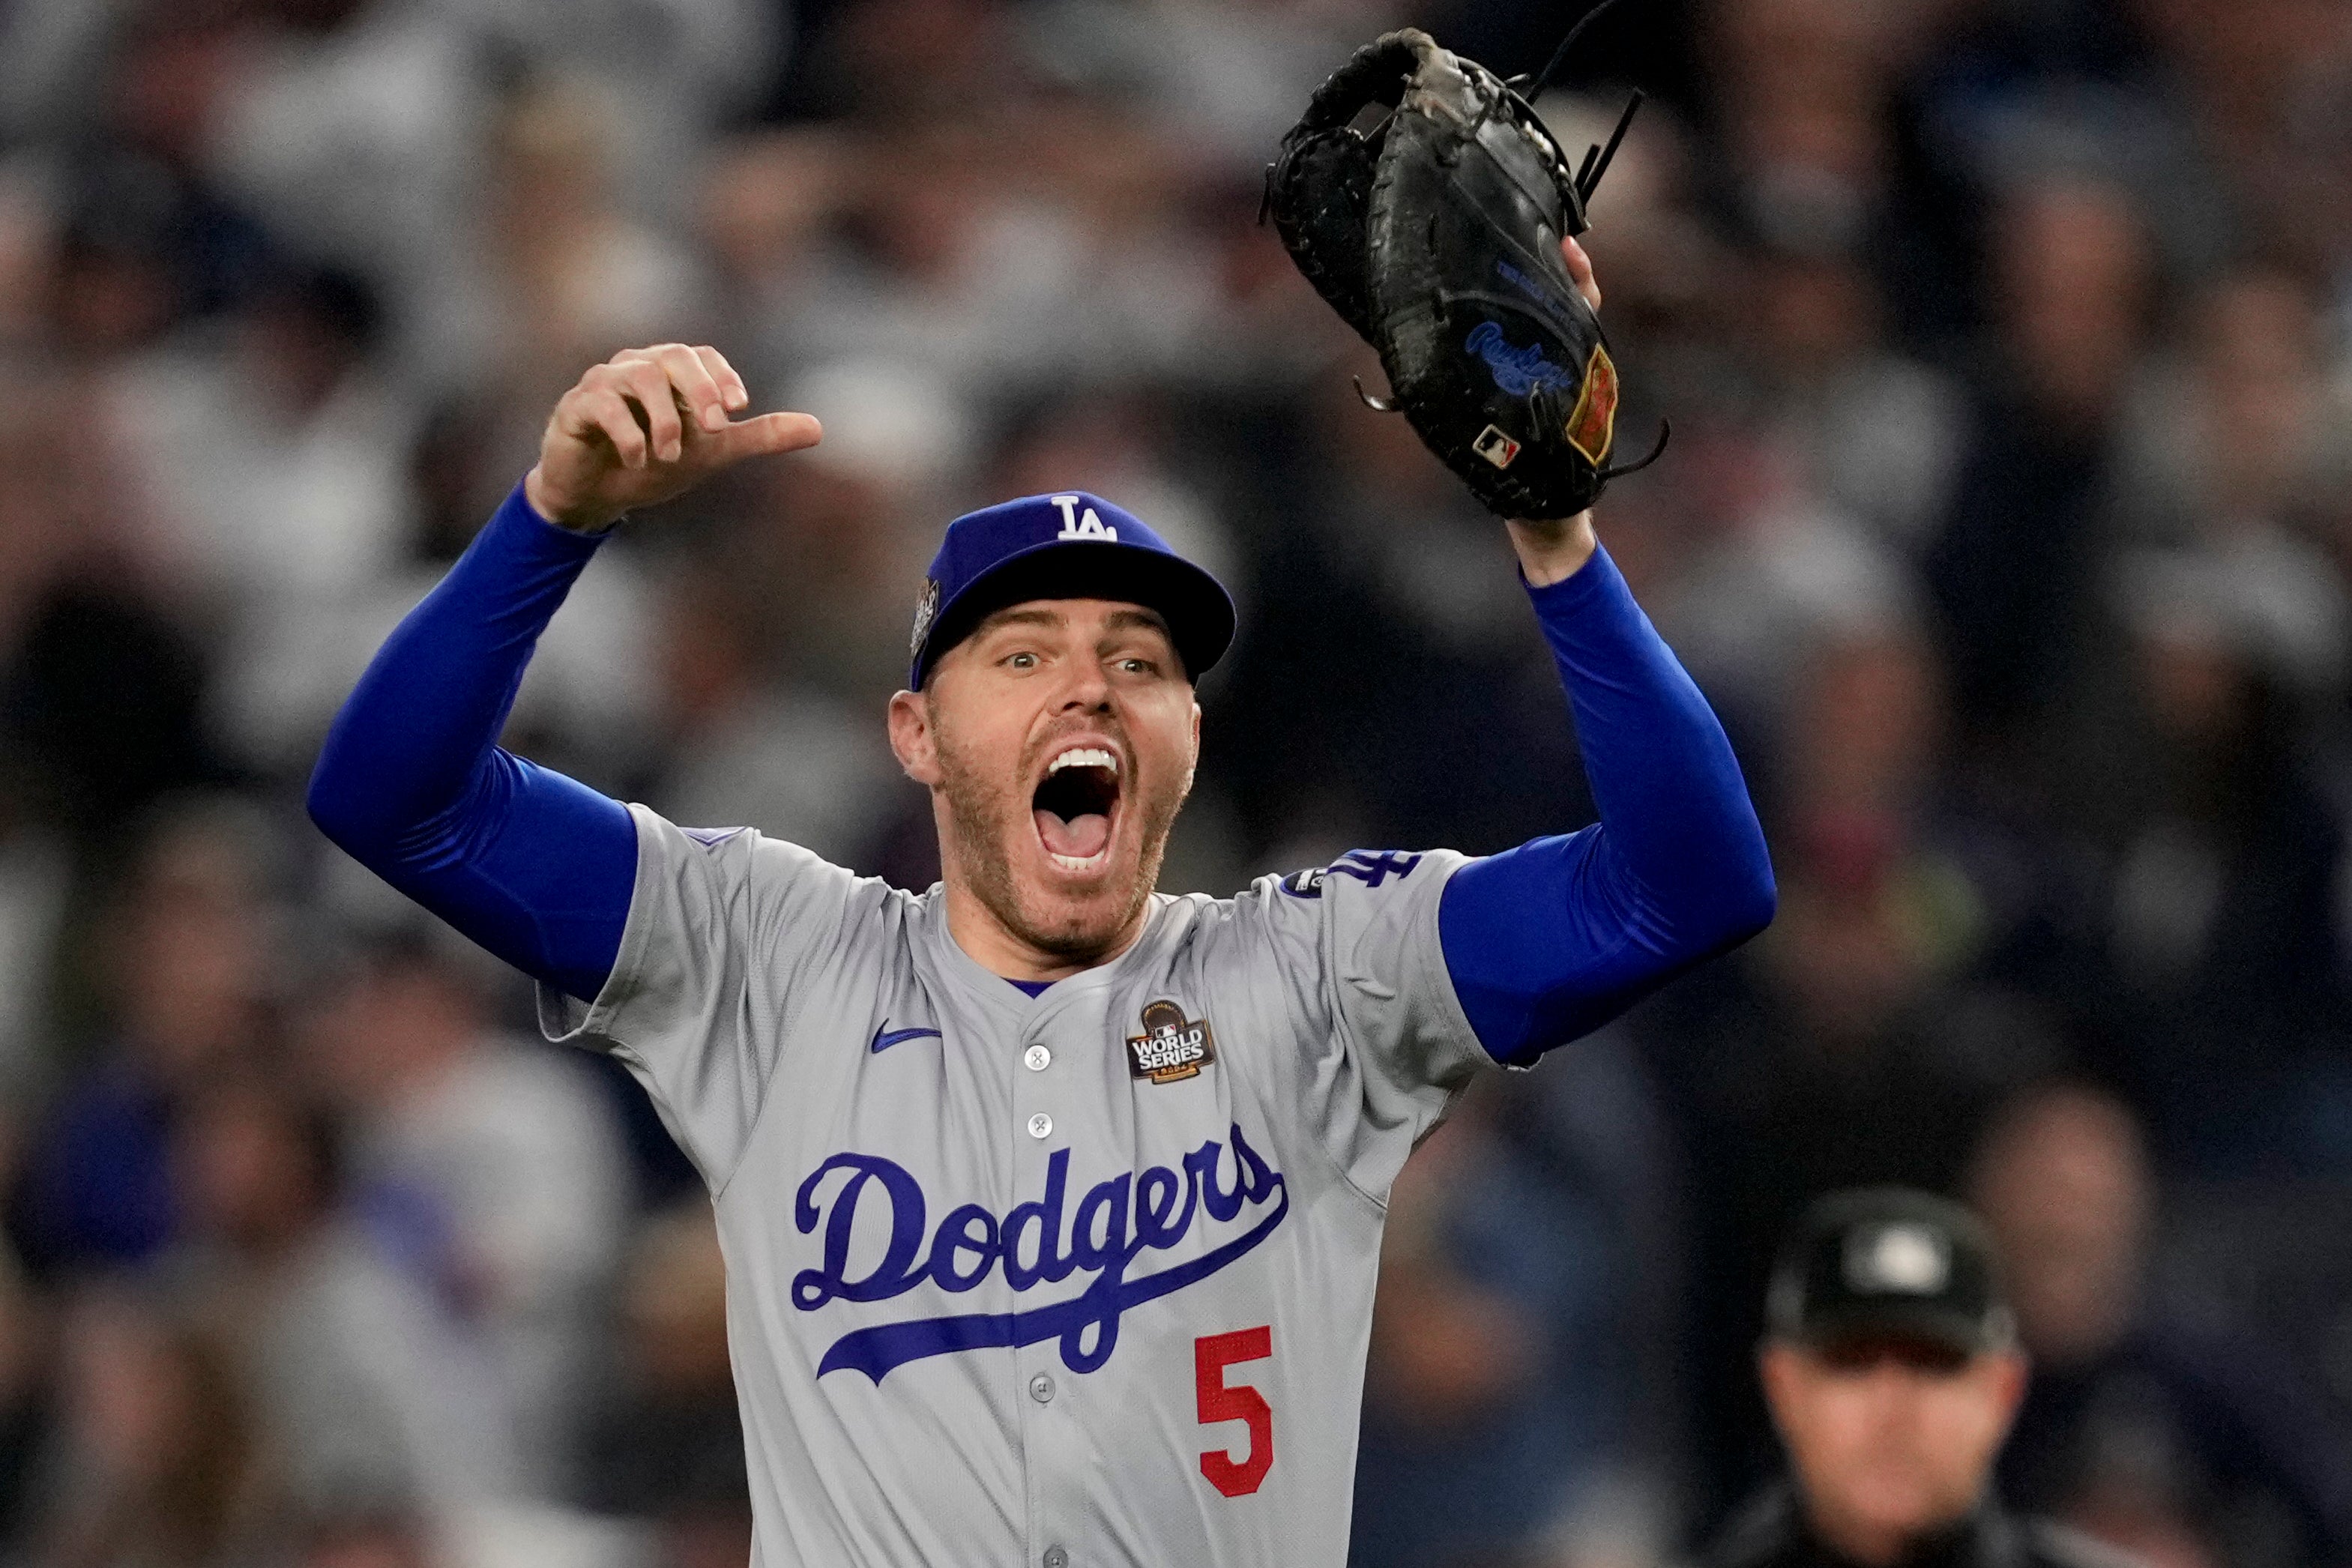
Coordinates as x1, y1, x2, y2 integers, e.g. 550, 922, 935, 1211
524, 344, 823, 531
1563, 234, 1601, 314
1502, 236, 1602, 582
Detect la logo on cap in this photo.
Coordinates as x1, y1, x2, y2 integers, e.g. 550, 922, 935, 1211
1842, 1222, 1950, 1296
1052, 495, 1118, 541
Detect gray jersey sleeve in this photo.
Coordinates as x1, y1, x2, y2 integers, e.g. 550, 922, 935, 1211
1215, 849, 1492, 1204
535, 803, 867, 1189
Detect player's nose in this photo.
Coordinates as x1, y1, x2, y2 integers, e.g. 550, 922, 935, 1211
1053, 662, 1113, 711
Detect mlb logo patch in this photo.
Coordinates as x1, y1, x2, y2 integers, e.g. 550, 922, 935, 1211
1472, 424, 1522, 469
1126, 999, 1216, 1084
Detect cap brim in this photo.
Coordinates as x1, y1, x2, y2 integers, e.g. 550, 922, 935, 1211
1791, 1301, 2005, 1356
913, 538, 1236, 689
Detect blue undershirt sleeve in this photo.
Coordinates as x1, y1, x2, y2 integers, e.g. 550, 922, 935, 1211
306, 482, 637, 1002
1438, 544, 1775, 1065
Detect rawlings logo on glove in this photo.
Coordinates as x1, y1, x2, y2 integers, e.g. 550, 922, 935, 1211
1465, 322, 1578, 398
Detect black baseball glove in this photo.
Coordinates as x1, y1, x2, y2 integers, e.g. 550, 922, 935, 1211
1266, 25, 1665, 520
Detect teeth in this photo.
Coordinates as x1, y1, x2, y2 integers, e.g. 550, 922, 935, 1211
1049, 851, 1106, 871
1047, 747, 1118, 777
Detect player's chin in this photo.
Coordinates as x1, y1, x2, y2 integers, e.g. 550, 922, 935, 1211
1013, 874, 1141, 963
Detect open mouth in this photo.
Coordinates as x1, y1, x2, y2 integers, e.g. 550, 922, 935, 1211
1031, 746, 1122, 870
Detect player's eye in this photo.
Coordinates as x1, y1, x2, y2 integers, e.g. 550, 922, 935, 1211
1004, 651, 1040, 671
1114, 657, 1156, 675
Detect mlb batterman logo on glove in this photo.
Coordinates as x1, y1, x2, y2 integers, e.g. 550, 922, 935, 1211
1266, 9, 1668, 520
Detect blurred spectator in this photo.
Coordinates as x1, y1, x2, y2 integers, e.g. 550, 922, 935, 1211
1970, 1082, 2352, 1565
223, 396, 660, 784
576, 1203, 750, 1567
1701, 0, 1900, 262
0, 762, 70, 1103
109, 261, 417, 638
478, 77, 715, 398
202, 0, 481, 378
25, 1284, 265, 1568
778, 0, 1013, 124
292, 1507, 437, 1568
11, 799, 278, 1278
0, 1243, 50, 1543
301, 931, 631, 1498
2114, 268, 2352, 555
0, 367, 223, 845
2128, 0, 2352, 287
9, 4, 285, 343
1353, 1074, 1670, 1568
1737, 245, 1964, 552
1, 583, 223, 845
1017, 0, 1362, 168
1927, 176, 2155, 797
165, 1071, 523, 1523
639, 554, 902, 863
2096, 552, 2352, 1173
1695, 0, 1974, 343
747, 118, 1065, 392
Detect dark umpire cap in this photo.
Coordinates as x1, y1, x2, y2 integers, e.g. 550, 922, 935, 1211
1766, 1187, 2015, 1354
907, 492, 1236, 690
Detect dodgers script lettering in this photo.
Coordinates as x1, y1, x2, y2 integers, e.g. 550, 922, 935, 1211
791, 1125, 1290, 1383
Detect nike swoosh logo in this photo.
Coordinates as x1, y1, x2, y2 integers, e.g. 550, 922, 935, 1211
871, 1025, 944, 1054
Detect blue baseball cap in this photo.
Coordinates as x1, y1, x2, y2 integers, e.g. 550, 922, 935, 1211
908, 492, 1236, 690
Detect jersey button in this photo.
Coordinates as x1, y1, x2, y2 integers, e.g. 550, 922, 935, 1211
1027, 1112, 1053, 1139
1029, 1373, 1055, 1404
1043, 1549, 1068, 1568
1024, 1044, 1052, 1072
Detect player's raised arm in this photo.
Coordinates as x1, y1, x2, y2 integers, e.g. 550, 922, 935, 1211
306, 346, 821, 1000
1268, 52, 1773, 1064
1432, 238, 1775, 1063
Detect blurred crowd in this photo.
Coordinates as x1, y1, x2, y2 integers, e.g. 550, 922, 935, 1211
4, 0, 2352, 1564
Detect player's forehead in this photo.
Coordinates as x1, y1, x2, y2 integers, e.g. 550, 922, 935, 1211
968, 598, 1175, 644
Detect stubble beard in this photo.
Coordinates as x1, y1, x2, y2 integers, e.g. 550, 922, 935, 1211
932, 717, 1190, 963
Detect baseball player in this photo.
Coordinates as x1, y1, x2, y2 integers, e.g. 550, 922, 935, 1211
309, 236, 1774, 1567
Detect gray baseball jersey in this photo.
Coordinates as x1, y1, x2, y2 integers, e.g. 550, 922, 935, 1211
540, 804, 1492, 1568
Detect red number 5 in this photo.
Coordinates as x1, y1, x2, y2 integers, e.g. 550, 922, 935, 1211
1195, 1327, 1274, 1497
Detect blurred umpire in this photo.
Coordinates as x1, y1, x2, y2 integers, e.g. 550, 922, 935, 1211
1702, 1189, 2138, 1568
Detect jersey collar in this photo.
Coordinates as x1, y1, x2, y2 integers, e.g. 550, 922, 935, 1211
917, 889, 1189, 1028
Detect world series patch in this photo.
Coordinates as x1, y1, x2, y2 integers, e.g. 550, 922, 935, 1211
908, 578, 941, 657
1127, 999, 1216, 1085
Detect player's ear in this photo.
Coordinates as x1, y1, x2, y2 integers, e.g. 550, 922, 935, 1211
888, 689, 943, 786
1755, 1339, 1801, 1434
1986, 1348, 2030, 1427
